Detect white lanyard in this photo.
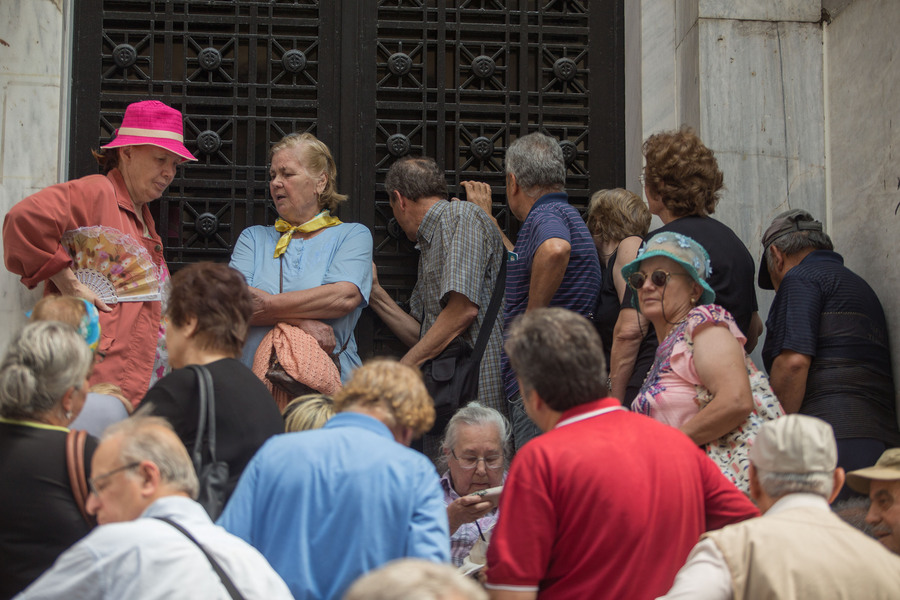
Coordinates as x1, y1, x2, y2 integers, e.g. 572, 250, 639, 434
554, 405, 626, 429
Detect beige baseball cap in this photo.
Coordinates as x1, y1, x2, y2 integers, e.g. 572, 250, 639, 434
846, 448, 900, 495
749, 415, 837, 473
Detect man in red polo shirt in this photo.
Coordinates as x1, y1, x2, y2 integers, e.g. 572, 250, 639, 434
485, 308, 758, 600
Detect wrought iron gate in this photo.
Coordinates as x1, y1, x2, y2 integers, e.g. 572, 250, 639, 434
69, 0, 624, 359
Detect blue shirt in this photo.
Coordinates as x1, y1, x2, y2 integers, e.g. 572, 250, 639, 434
502, 193, 601, 397
230, 223, 373, 382
218, 412, 450, 600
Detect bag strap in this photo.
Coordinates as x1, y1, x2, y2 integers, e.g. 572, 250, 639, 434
187, 365, 217, 471
471, 252, 507, 363
153, 516, 246, 600
65, 428, 93, 525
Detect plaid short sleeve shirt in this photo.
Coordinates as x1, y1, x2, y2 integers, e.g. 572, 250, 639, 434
408, 200, 506, 417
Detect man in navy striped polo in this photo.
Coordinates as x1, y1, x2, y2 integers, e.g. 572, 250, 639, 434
760, 208, 900, 501
463, 133, 601, 450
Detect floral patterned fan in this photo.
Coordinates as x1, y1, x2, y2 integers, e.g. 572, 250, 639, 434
62, 226, 163, 304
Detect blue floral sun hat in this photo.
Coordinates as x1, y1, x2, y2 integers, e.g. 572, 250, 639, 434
620, 232, 716, 310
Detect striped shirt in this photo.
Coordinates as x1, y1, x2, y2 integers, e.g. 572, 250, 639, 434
762, 250, 900, 444
502, 193, 601, 398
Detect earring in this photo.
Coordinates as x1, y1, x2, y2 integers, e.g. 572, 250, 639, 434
690, 297, 697, 305
65, 410, 73, 420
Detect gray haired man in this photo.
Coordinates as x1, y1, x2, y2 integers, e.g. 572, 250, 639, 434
662, 415, 900, 599
464, 133, 601, 449
370, 156, 507, 459
759, 209, 900, 499
16, 417, 292, 599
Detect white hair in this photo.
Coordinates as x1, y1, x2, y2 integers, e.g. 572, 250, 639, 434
437, 402, 511, 472
0, 321, 93, 419
343, 559, 487, 600
104, 415, 200, 499
757, 469, 834, 500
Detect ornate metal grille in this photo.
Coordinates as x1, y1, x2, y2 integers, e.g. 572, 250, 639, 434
69, 0, 623, 359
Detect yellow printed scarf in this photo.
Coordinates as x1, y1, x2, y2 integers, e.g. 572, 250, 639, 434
273, 211, 343, 258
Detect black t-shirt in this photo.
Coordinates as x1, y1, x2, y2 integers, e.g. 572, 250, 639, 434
593, 247, 620, 368
0, 422, 98, 599
142, 358, 284, 502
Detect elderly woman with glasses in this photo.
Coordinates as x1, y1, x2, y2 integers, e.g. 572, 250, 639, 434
623, 232, 782, 493
0, 321, 96, 597
438, 402, 510, 566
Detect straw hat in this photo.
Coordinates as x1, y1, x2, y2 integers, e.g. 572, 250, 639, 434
101, 100, 196, 162
846, 448, 900, 495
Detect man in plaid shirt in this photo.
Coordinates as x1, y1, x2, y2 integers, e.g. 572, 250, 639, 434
370, 156, 507, 460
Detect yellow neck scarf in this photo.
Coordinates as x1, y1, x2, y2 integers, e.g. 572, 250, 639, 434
273, 210, 343, 258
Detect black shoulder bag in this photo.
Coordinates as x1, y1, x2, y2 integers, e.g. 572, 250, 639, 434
421, 253, 506, 436
153, 516, 245, 600
187, 364, 229, 520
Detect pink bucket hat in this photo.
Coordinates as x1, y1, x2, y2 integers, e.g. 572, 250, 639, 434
101, 100, 196, 162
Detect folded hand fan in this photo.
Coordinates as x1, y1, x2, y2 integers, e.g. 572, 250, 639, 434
62, 226, 163, 304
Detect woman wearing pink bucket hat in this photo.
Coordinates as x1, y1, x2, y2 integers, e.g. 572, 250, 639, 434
3, 100, 196, 407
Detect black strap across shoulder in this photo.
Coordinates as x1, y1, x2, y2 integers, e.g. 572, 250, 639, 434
187, 364, 217, 471
153, 516, 245, 600
471, 252, 507, 364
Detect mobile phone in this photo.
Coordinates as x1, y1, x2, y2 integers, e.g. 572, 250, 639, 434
472, 485, 503, 504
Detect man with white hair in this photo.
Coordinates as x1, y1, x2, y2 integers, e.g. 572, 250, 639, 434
661, 415, 900, 599
343, 558, 487, 600
16, 416, 292, 599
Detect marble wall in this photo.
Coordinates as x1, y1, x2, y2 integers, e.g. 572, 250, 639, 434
826, 0, 900, 395
0, 0, 70, 350
627, 0, 826, 365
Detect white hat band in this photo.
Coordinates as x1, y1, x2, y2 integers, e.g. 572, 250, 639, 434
116, 126, 184, 143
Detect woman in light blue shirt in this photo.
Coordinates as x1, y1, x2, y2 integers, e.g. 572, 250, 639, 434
230, 133, 372, 383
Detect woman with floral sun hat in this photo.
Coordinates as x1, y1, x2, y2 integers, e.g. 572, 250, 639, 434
622, 232, 783, 493
3, 100, 197, 406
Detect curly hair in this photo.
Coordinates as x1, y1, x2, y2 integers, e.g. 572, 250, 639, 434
165, 262, 254, 357
269, 132, 348, 212
384, 157, 448, 202
333, 359, 435, 436
586, 188, 651, 243
642, 127, 723, 217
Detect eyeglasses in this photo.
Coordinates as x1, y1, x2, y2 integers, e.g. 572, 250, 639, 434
627, 269, 690, 290
450, 449, 503, 470
88, 462, 140, 496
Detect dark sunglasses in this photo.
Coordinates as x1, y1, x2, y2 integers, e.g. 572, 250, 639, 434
627, 269, 690, 290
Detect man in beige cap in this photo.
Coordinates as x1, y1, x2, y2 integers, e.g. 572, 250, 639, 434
846, 448, 900, 554
660, 414, 900, 599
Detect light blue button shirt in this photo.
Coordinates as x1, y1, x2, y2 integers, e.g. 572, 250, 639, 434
218, 412, 450, 599
16, 496, 293, 600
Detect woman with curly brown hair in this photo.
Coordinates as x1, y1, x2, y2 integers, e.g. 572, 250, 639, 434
608, 127, 762, 404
